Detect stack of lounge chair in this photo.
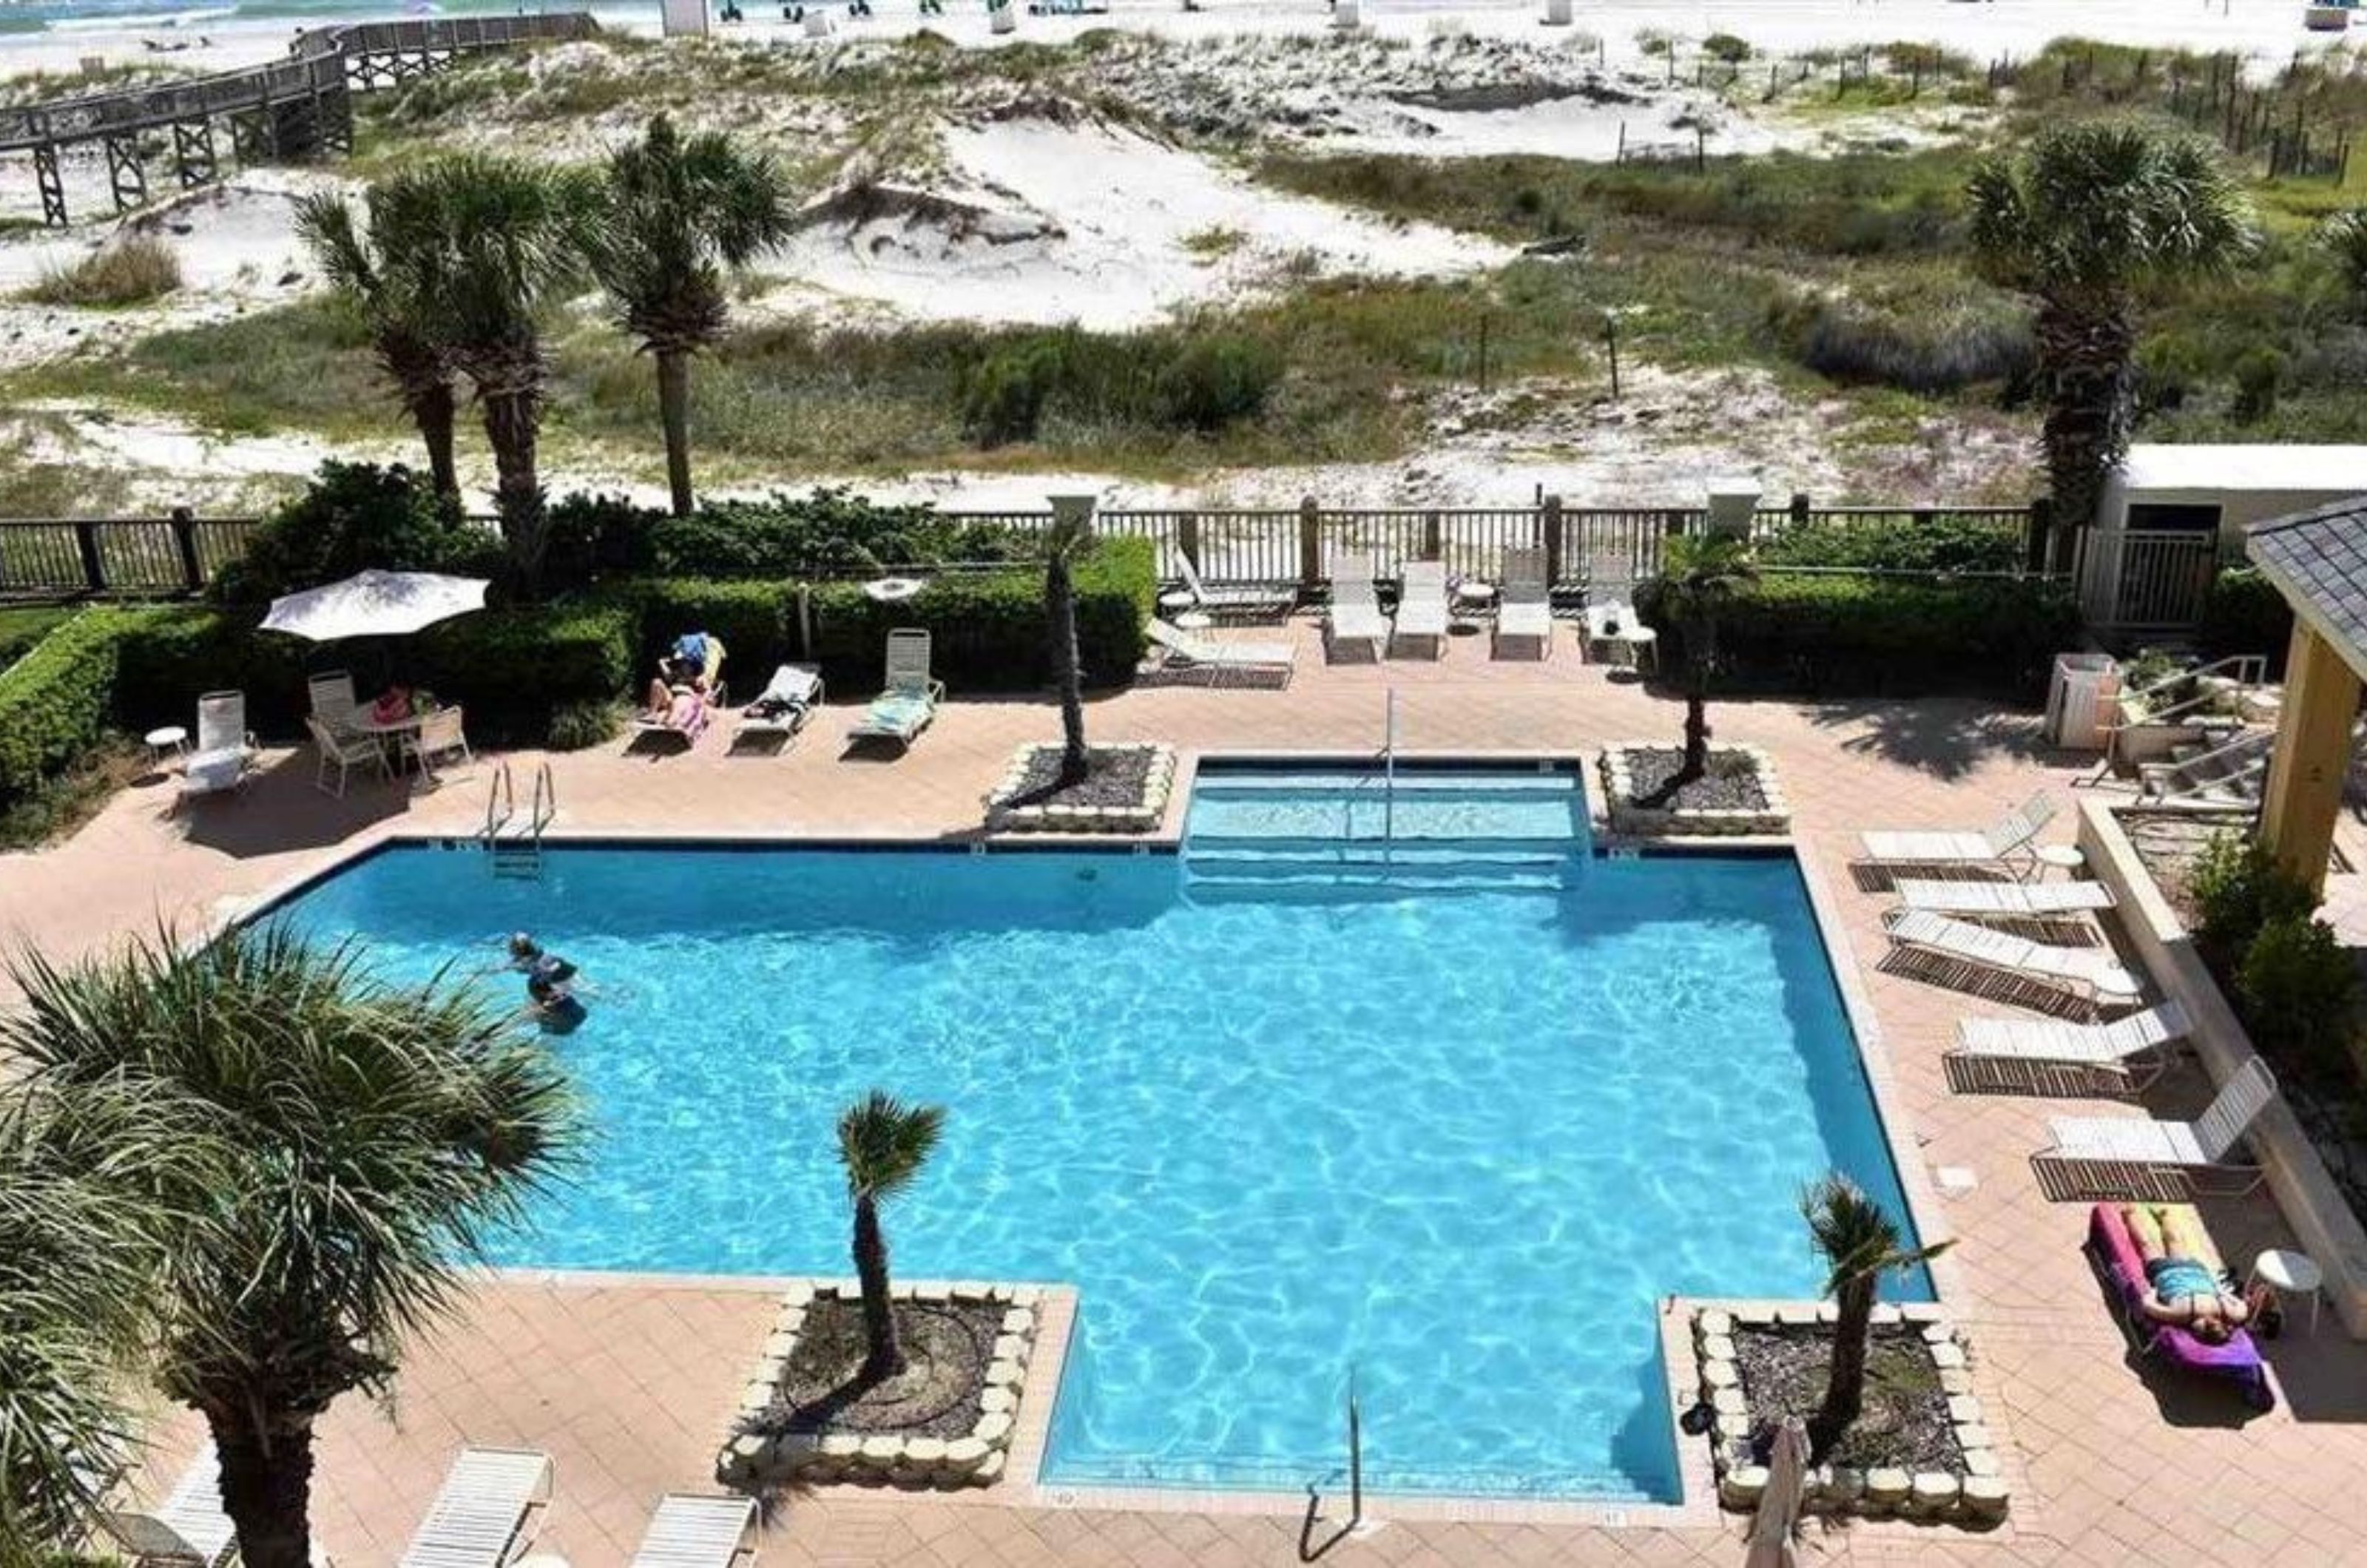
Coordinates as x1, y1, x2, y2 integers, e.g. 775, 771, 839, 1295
848, 629, 944, 751
1493, 547, 1552, 660
1325, 554, 1390, 661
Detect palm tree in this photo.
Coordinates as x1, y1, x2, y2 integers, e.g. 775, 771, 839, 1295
836, 1090, 944, 1384
374, 155, 599, 595
586, 115, 795, 518
1799, 1175, 1954, 1464
0, 927, 579, 1568
0, 1081, 208, 1554
294, 192, 463, 504
1650, 533, 1756, 791
1042, 505, 1094, 787
1968, 124, 2254, 567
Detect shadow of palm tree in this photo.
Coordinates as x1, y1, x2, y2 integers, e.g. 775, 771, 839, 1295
1803, 697, 2082, 783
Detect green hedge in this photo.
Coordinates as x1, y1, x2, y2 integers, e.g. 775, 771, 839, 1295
1640, 571, 2081, 699
808, 538, 1154, 692
623, 579, 799, 689
2198, 567, 2295, 676
0, 609, 153, 810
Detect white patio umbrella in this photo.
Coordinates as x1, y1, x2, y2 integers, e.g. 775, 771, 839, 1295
1743, 1416, 1811, 1568
260, 570, 488, 641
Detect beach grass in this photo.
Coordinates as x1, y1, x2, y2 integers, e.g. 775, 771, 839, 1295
19, 234, 184, 310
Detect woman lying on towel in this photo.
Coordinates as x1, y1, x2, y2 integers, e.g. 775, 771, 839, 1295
2127, 1203, 2252, 1342
641, 677, 712, 737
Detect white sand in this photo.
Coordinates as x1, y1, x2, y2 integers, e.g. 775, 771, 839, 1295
0, 0, 2331, 83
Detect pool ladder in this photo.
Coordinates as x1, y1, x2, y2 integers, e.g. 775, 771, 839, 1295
1299, 1374, 1371, 1561
483, 760, 556, 879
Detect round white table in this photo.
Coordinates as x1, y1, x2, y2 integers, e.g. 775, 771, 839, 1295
2248, 1248, 2325, 1334
1158, 589, 1198, 616
2033, 843, 2087, 881
143, 724, 189, 769
1174, 611, 1215, 632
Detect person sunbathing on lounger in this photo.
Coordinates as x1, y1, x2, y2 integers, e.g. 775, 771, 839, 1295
641, 675, 712, 736
2127, 1204, 2252, 1342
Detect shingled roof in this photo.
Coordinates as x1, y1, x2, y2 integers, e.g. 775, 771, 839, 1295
2246, 499, 2367, 672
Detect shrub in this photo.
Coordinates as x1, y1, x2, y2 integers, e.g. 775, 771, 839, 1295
545, 491, 661, 587
808, 537, 1154, 692
1756, 513, 2026, 572
2237, 913, 2358, 1081
963, 342, 1062, 446
209, 462, 481, 606
2190, 831, 2317, 977
1154, 335, 1284, 432
112, 606, 311, 737
0, 609, 148, 811
2231, 347, 2286, 422
1702, 32, 1750, 62
1638, 571, 2079, 698
2198, 567, 2294, 673
547, 698, 625, 751
1777, 292, 2033, 394
648, 490, 1024, 579
406, 601, 639, 746
20, 234, 182, 308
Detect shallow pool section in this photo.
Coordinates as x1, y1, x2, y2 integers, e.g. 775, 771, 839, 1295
269, 808, 1925, 1502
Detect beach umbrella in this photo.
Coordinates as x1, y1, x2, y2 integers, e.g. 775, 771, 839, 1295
1743, 1416, 1810, 1568
260, 570, 487, 643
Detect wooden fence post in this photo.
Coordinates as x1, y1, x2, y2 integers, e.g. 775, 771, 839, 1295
169, 506, 203, 592
1789, 490, 1811, 527
1298, 496, 1323, 594
2024, 496, 2054, 576
73, 520, 107, 593
1542, 494, 1564, 587
1422, 510, 1443, 561
1178, 510, 1201, 575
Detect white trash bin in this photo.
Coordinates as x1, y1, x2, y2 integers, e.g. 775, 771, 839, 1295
1543, 0, 1572, 22
2044, 652, 2120, 751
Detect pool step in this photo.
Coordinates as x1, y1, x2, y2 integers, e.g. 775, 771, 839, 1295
1188, 837, 1576, 865
1192, 769, 1579, 795
1187, 799, 1584, 842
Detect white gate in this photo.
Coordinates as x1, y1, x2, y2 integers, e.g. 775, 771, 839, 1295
2078, 527, 2221, 634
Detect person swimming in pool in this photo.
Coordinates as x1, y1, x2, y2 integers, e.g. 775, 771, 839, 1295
508, 933, 579, 988
527, 971, 587, 1036
2127, 1204, 2252, 1343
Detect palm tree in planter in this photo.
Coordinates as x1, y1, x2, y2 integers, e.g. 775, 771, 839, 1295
1800, 1175, 1954, 1465
1968, 124, 2252, 567
837, 1090, 945, 1384
0, 927, 580, 1568
294, 191, 463, 504
1042, 501, 1096, 788
1647, 532, 1756, 800
585, 115, 796, 518
377, 154, 599, 595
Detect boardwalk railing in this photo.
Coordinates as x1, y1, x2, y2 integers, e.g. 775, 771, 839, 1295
0, 514, 263, 597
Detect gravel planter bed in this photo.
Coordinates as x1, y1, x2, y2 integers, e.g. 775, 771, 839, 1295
986, 742, 1176, 833
1692, 1303, 2008, 1526
1599, 743, 1789, 837
716, 1282, 1044, 1490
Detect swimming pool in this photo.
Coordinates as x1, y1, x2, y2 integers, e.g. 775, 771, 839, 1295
266, 766, 1925, 1503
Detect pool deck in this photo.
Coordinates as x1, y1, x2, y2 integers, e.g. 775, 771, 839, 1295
16, 617, 2367, 1568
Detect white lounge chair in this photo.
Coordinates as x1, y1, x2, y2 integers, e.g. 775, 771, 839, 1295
1895, 878, 2115, 919
1391, 560, 1449, 659
1860, 791, 2058, 873
737, 664, 825, 748
1325, 554, 1388, 661
1148, 618, 1296, 686
100, 1442, 237, 1567
2033, 1059, 2277, 1201
1948, 1001, 2192, 1095
1178, 554, 1294, 620
308, 669, 360, 737
1493, 546, 1552, 660
1883, 908, 2141, 1010
180, 689, 257, 803
308, 714, 390, 797
1581, 584, 1657, 671
847, 629, 944, 751
397, 1447, 553, 1568
629, 1495, 759, 1568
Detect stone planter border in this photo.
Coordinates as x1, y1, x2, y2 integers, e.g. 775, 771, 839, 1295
716, 1280, 1044, 1491
1693, 1302, 2008, 1527
985, 743, 1177, 834
1598, 743, 1790, 837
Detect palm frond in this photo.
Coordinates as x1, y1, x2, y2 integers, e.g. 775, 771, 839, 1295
1800, 1173, 1952, 1299
587, 115, 797, 355
837, 1090, 945, 1205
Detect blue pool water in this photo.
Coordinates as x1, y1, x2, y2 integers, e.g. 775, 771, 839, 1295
267, 767, 1925, 1502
